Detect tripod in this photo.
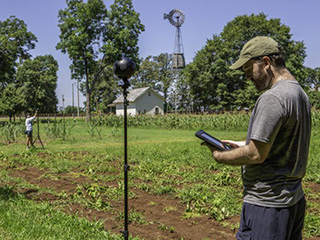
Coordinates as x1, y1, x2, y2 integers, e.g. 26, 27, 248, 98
114, 56, 136, 240
33, 115, 44, 149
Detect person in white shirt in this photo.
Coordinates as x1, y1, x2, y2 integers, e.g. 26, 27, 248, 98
25, 110, 37, 149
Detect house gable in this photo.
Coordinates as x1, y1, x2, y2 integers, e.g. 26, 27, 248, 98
113, 87, 164, 116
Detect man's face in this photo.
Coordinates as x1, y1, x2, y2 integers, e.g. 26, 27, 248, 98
243, 58, 271, 92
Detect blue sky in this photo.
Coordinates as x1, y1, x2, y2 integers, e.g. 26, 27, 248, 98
1, 0, 319, 107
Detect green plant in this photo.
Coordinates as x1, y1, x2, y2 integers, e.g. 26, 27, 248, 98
1, 122, 24, 143
45, 119, 75, 140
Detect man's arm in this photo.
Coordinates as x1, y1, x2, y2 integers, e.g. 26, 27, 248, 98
210, 140, 271, 166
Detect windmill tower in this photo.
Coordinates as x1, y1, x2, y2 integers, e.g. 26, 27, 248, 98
164, 9, 186, 69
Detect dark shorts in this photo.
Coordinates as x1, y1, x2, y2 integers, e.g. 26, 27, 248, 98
25, 130, 33, 137
236, 197, 306, 240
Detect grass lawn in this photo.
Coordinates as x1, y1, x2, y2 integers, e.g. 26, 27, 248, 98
0, 117, 319, 239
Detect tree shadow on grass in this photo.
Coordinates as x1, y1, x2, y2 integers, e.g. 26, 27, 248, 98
0, 185, 20, 200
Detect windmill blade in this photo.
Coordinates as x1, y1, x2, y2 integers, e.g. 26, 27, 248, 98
163, 13, 170, 20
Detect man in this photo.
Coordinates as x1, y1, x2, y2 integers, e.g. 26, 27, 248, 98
203, 36, 311, 240
25, 110, 37, 149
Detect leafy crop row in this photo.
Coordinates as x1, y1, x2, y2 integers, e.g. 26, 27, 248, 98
92, 110, 320, 131
92, 113, 251, 131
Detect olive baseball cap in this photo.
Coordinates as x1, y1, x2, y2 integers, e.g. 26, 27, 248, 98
230, 36, 280, 70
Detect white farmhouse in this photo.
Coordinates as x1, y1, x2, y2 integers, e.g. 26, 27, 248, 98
111, 87, 165, 116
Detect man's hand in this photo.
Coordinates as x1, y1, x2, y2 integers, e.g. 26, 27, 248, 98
201, 142, 220, 153
221, 140, 246, 148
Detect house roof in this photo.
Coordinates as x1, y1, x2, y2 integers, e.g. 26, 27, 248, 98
112, 87, 165, 104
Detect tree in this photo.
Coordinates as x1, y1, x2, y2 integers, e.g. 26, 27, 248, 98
57, 0, 108, 121
90, 0, 145, 113
130, 54, 173, 111
304, 67, 320, 91
184, 13, 306, 111
307, 90, 320, 110
0, 16, 37, 118
304, 67, 320, 109
153, 53, 173, 110
174, 71, 193, 112
57, 0, 144, 121
16, 55, 59, 113
102, 0, 145, 65
90, 65, 119, 113
130, 56, 158, 88
0, 16, 37, 90
0, 84, 25, 121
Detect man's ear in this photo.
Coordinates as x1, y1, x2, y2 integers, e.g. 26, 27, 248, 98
262, 56, 272, 70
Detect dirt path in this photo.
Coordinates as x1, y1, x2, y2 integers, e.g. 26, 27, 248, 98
9, 166, 320, 240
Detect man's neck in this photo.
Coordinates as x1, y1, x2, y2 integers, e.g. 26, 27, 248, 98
271, 68, 295, 87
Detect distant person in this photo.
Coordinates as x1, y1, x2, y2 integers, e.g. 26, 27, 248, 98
25, 110, 37, 149
203, 36, 311, 239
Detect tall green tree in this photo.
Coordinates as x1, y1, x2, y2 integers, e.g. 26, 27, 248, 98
16, 55, 59, 113
130, 56, 158, 88
304, 67, 320, 91
56, 0, 108, 121
130, 54, 172, 111
153, 53, 173, 110
0, 84, 25, 120
102, 0, 145, 65
0, 16, 37, 90
304, 67, 320, 109
57, 0, 144, 120
90, 64, 119, 113
90, 0, 145, 113
0, 16, 37, 118
184, 13, 306, 111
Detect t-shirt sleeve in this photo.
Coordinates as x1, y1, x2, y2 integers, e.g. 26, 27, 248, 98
249, 93, 286, 145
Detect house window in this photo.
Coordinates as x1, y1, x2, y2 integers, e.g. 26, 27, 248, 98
155, 108, 159, 115
138, 110, 141, 115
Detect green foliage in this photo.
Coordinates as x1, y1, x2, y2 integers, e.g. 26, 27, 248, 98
0, 84, 25, 119
16, 55, 59, 113
92, 113, 251, 131
304, 67, 320, 89
91, 65, 120, 113
103, 0, 145, 64
0, 195, 124, 239
307, 90, 320, 110
0, 16, 37, 117
0, 16, 37, 89
130, 54, 173, 108
91, 0, 145, 113
44, 119, 75, 140
0, 115, 320, 238
57, 0, 144, 120
0, 121, 24, 143
57, 0, 108, 121
86, 122, 103, 139
183, 13, 307, 111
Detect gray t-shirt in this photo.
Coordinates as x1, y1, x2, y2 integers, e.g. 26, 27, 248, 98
243, 80, 311, 208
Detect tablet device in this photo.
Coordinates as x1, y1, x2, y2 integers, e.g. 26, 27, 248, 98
195, 129, 233, 151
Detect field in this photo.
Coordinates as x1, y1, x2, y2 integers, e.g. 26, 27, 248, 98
0, 114, 320, 240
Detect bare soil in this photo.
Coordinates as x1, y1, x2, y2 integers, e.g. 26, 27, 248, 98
9, 166, 320, 240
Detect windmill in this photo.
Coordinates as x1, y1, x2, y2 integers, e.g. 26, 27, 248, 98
164, 9, 185, 69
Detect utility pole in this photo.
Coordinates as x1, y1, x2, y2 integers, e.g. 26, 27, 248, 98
72, 83, 75, 119
77, 80, 80, 117
62, 95, 65, 117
